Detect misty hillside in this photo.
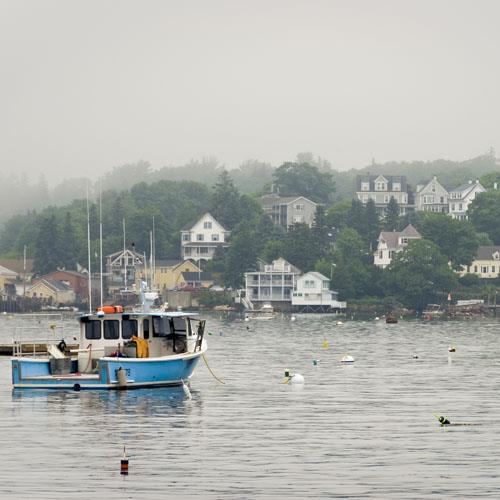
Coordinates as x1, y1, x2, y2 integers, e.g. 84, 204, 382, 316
1, 153, 499, 226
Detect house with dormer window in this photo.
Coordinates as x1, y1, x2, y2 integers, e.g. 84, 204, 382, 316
180, 213, 230, 262
373, 224, 422, 268
448, 180, 486, 220
415, 176, 449, 213
356, 174, 410, 216
460, 246, 500, 279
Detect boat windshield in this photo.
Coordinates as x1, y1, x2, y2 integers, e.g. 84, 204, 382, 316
152, 316, 169, 337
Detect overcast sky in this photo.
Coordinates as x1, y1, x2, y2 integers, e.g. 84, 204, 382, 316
1, 0, 500, 183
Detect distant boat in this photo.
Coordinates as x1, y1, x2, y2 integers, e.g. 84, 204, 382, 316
385, 314, 398, 324
247, 302, 276, 320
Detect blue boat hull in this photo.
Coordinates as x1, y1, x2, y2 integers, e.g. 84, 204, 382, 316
11, 352, 203, 390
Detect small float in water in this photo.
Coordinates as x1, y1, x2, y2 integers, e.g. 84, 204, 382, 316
340, 355, 355, 364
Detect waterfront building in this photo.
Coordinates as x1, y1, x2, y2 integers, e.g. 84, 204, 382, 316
291, 271, 346, 312
415, 176, 449, 213
180, 213, 230, 262
26, 279, 76, 304
448, 180, 486, 220
244, 257, 301, 306
355, 174, 410, 216
460, 246, 500, 279
374, 224, 422, 268
35, 270, 88, 302
0, 264, 17, 297
259, 194, 318, 229
154, 260, 202, 292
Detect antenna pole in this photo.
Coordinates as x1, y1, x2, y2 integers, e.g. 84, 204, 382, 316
86, 183, 92, 313
99, 180, 103, 307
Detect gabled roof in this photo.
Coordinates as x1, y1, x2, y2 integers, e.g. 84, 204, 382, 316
0, 265, 17, 277
41, 270, 87, 280
259, 195, 317, 207
400, 224, 421, 238
356, 174, 408, 192
30, 279, 73, 292
0, 259, 33, 274
378, 224, 421, 249
180, 212, 228, 232
450, 181, 485, 196
475, 246, 500, 260
300, 271, 329, 281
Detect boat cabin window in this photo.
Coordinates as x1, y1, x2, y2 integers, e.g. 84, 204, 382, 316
122, 319, 138, 340
152, 316, 169, 337
143, 319, 150, 339
171, 316, 188, 334
85, 320, 101, 340
104, 320, 120, 340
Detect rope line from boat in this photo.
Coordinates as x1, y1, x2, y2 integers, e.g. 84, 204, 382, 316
202, 353, 225, 385
83, 344, 92, 373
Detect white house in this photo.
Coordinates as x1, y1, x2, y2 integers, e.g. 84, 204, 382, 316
259, 194, 318, 229
291, 272, 346, 312
460, 246, 500, 279
374, 224, 422, 268
415, 176, 449, 213
244, 257, 301, 305
448, 180, 486, 220
356, 174, 410, 216
180, 213, 230, 262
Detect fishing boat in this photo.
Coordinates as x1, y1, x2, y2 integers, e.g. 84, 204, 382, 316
11, 304, 207, 390
246, 302, 276, 320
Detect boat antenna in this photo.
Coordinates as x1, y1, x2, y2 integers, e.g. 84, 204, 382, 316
99, 179, 103, 308
149, 230, 153, 289
86, 182, 92, 313
152, 216, 156, 290
123, 218, 127, 291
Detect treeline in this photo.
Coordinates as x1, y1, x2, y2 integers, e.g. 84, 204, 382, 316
2, 151, 498, 224
2, 157, 500, 312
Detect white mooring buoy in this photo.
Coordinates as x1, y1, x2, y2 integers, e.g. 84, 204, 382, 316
341, 355, 355, 364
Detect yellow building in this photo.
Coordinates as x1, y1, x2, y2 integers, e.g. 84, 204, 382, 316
151, 260, 202, 292
26, 279, 76, 304
460, 246, 500, 279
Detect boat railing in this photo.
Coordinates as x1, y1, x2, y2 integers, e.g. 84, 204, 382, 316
12, 323, 65, 357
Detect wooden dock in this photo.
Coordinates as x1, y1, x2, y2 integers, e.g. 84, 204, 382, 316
0, 344, 78, 356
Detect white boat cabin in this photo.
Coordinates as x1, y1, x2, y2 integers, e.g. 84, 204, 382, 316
78, 311, 204, 372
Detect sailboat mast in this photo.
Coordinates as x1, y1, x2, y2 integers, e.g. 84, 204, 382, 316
152, 216, 155, 290
99, 180, 103, 307
149, 230, 153, 288
86, 183, 92, 313
123, 218, 127, 290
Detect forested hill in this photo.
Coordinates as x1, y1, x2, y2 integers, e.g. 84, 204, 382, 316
1, 152, 499, 225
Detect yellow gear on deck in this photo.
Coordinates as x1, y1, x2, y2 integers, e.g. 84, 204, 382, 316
131, 336, 149, 358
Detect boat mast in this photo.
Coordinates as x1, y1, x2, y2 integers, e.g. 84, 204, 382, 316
86, 183, 92, 313
152, 216, 156, 290
99, 179, 103, 308
123, 218, 127, 291
149, 230, 153, 289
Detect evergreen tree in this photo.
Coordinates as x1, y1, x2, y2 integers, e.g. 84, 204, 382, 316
33, 214, 61, 275
210, 170, 244, 229
365, 199, 380, 250
384, 197, 400, 230
60, 212, 78, 270
347, 200, 368, 238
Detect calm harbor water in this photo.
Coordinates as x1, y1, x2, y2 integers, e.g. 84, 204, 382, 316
1, 313, 500, 499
